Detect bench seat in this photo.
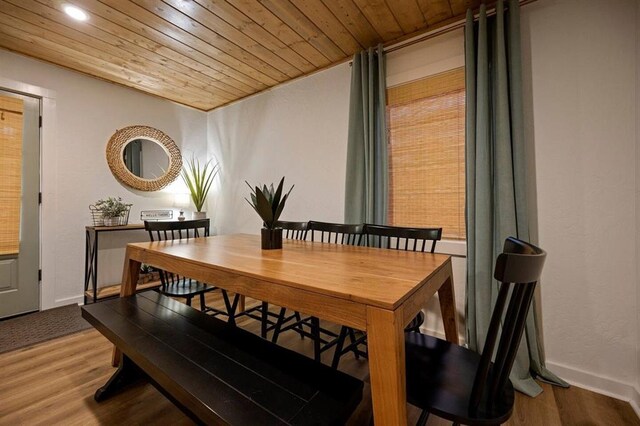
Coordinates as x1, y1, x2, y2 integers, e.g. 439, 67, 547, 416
81, 292, 363, 425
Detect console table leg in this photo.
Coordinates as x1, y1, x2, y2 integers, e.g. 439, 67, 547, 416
92, 231, 99, 303
84, 230, 90, 305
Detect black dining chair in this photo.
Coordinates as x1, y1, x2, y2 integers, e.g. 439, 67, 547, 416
307, 220, 363, 246
406, 237, 547, 426
268, 221, 311, 342
236, 221, 310, 340
331, 223, 443, 369
362, 224, 442, 332
291, 221, 365, 363
279, 220, 309, 240
144, 220, 236, 319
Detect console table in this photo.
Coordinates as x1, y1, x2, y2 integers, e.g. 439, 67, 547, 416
84, 224, 159, 304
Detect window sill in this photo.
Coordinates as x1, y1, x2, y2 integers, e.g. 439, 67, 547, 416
435, 239, 466, 258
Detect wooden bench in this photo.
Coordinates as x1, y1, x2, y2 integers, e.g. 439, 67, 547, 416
81, 292, 364, 425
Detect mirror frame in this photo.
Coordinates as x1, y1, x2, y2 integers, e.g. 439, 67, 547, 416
106, 125, 182, 191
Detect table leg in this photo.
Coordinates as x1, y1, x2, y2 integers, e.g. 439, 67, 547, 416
119, 247, 140, 297
437, 259, 459, 344
366, 305, 407, 425
112, 248, 141, 366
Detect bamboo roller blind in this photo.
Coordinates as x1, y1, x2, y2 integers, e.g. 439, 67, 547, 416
386, 67, 466, 240
0, 95, 23, 255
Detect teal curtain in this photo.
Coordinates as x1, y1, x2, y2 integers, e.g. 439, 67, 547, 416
464, 0, 568, 396
344, 45, 388, 225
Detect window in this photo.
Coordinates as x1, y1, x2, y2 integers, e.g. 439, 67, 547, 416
386, 67, 465, 240
0, 95, 23, 255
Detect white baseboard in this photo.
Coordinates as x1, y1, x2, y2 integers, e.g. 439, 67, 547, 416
418, 325, 467, 346
543, 361, 640, 418
632, 387, 640, 419
53, 295, 83, 307
419, 327, 446, 340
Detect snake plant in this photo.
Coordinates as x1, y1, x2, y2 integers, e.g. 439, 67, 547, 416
245, 177, 294, 230
181, 156, 220, 212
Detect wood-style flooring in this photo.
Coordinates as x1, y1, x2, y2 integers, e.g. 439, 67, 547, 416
0, 293, 638, 425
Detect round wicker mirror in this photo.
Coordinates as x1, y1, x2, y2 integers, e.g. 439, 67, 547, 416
106, 125, 182, 191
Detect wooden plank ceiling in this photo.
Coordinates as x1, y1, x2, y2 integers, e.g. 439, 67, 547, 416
0, 0, 487, 111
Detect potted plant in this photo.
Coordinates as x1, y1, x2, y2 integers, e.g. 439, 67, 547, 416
92, 197, 132, 226
245, 177, 294, 249
181, 155, 219, 220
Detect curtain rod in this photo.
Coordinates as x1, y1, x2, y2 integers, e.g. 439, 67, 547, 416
349, 0, 537, 63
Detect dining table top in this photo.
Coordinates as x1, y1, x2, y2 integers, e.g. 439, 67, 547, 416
127, 233, 451, 311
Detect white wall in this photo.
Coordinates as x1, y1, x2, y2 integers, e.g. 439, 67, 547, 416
0, 50, 207, 308
207, 63, 351, 234
521, 0, 639, 409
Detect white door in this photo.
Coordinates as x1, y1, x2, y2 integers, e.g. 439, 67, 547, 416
0, 90, 40, 318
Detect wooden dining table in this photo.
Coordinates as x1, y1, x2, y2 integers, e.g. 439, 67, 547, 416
116, 233, 459, 425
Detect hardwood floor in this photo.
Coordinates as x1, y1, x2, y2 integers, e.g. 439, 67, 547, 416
0, 293, 638, 425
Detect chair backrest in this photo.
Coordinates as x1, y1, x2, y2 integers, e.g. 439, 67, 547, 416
144, 219, 210, 242
307, 221, 363, 245
276, 221, 308, 240
470, 237, 547, 410
144, 219, 210, 287
362, 224, 442, 253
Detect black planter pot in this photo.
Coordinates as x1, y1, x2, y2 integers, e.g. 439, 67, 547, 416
261, 227, 283, 250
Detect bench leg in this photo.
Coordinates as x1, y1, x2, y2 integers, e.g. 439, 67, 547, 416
95, 354, 144, 402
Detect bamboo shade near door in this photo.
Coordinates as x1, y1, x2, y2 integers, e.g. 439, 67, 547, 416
0, 95, 23, 255
386, 67, 465, 240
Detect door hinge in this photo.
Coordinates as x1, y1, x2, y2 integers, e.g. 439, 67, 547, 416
38, 269, 42, 282
38, 192, 42, 204
39, 115, 42, 128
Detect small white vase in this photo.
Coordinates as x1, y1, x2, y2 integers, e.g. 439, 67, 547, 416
192, 211, 207, 220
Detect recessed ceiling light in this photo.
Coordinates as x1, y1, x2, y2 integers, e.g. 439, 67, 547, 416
63, 4, 89, 21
